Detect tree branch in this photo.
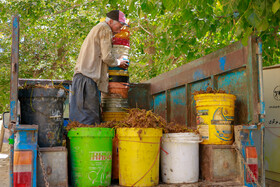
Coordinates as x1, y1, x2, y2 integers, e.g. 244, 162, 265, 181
263, 49, 272, 61
138, 23, 153, 37
172, 54, 184, 64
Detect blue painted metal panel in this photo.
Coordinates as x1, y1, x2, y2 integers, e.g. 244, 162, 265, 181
154, 92, 166, 120
169, 86, 187, 125
127, 83, 152, 110
216, 69, 250, 125
219, 56, 226, 71
190, 79, 212, 93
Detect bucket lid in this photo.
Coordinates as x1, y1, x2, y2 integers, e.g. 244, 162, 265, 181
162, 132, 201, 143
68, 127, 115, 138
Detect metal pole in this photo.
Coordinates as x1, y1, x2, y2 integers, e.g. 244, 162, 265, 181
10, 15, 20, 187
257, 38, 265, 187
0, 122, 4, 152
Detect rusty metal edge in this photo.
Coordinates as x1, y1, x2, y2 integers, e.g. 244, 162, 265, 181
15, 125, 38, 131
263, 63, 280, 70
19, 78, 72, 86
9, 15, 20, 187
39, 146, 67, 152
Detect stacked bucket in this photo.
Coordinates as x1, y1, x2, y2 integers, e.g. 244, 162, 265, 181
194, 93, 238, 182
101, 25, 130, 122
102, 25, 131, 181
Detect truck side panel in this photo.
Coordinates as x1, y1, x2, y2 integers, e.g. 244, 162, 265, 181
147, 37, 260, 127
144, 37, 263, 186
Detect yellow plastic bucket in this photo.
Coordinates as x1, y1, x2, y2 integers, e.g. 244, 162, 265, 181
117, 128, 162, 186
194, 93, 236, 145
102, 112, 128, 122
108, 70, 129, 76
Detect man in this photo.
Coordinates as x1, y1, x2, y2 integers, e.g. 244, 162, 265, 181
69, 10, 129, 125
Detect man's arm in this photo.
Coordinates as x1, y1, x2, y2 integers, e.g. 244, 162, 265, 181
99, 28, 129, 69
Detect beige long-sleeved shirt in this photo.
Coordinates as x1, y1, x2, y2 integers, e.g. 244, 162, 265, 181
74, 22, 118, 93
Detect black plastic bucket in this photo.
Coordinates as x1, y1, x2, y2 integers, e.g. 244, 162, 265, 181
18, 87, 66, 147
109, 75, 129, 83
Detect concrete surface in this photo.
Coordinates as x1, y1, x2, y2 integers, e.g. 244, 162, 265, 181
0, 143, 9, 187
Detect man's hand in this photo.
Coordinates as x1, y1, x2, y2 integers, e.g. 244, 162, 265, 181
118, 60, 129, 69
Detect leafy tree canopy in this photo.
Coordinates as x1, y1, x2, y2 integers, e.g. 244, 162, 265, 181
0, 0, 279, 113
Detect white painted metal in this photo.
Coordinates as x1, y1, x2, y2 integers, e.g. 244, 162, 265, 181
263, 64, 280, 184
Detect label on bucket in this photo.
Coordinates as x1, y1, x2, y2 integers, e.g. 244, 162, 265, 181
90, 151, 112, 161
211, 107, 233, 141
198, 125, 209, 140
196, 116, 207, 125
197, 109, 209, 116
196, 99, 235, 144
211, 107, 234, 122
213, 124, 233, 141
86, 151, 112, 186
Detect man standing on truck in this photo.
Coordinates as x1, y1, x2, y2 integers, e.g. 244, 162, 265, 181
69, 10, 129, 125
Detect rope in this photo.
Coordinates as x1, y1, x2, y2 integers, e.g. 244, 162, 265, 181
161, 147, 169, 155
132, 143, 160, 187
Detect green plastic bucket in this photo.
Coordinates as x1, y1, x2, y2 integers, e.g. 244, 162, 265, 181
68, 127, 115, 186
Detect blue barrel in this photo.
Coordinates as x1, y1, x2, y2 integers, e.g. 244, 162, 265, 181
109, 67, 128, 71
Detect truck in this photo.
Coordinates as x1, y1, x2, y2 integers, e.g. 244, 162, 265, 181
4, 15, 266, 186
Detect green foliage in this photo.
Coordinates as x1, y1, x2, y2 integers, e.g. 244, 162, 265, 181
0, 0, 280, 113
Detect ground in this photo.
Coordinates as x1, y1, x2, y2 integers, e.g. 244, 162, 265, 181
0, 143, 9, 187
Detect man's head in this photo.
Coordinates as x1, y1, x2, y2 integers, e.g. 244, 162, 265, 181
105, 10, 128, 34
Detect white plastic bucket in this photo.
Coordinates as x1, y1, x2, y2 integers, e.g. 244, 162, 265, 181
161, 133, 201, 183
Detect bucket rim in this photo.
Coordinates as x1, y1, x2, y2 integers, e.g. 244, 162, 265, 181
117, 127, 163, 130
117, 127, 163, 137
69, 127, 113, 130
162, 132, 201, 142
194, 93, 236, 99
68, 127, 115, 137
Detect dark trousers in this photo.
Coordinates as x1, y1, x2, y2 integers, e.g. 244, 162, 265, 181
69, 73, 100, 125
